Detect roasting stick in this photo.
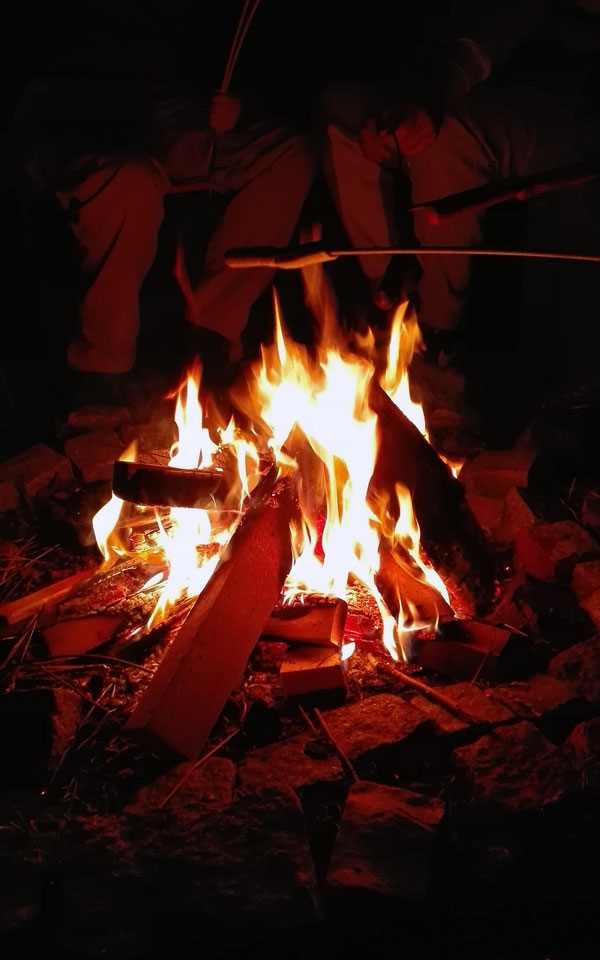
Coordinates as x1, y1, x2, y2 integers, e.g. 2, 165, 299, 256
410, 160, 600, 224
225, 242, 600, 269
377, 661, 476, 725
314, 708, 360, 783
205, 0, 262, 189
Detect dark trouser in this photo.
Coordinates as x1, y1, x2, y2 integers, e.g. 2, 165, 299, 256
59, 123, 316, 373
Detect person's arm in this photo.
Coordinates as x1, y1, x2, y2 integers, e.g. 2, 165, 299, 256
370, 0, 551, 158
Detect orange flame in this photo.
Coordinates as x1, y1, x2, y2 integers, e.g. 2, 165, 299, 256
92, 256, 454, 658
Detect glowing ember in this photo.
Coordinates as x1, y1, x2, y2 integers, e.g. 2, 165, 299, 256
92, 260, 455, 660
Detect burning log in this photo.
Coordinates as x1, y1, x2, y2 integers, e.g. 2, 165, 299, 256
367, 381, 495, 613
376, 548, 453, 625
265, 597, 347, 647
112, 460, 228, 509
127, 478, 297, 758
280, 645, 346, 697
0, 568, 96, 626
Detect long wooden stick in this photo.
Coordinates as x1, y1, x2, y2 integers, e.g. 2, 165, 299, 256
224, 241, 600, 269
410, 161, 600, 224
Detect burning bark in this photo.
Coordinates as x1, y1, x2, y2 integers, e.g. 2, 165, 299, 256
368, 380, 495, 613
126, 477, 297, 758
112, 460, 228, 509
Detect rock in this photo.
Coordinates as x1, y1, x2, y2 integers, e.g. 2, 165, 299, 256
0, 689, 82, 784
580, 590, 600, 629
581, 491, 600, 534
0, 444, 73, 501
567, 717, 600, 792
407, 694, 470, 737
64, 429, 124, 484
432, 682, 516, 726
490, 674, 582, 721
489, 575, 538, 633
238, 732, 344, 795
119, 420, 174, 455
452, 721, 577, 814
67, 405, 131, 433
514, 521, 599, 581
327, 781, 445, 902
460, 451, 534, 500
498, 486, 536, 542
319, 694, 432, 768
45, 789, 319, 956
571, 559, 600, 601
0, 481, 18, 515
465, 493, 504, 537
126, 757, 235, 812
549, 636, 600, 705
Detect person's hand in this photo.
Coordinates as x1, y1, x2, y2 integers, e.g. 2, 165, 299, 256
394, 106, 436, 156
359, 119, 395, 163
209, 93, 242, 133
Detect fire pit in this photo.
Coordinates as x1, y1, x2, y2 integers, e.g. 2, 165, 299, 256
2, 264, 600, 958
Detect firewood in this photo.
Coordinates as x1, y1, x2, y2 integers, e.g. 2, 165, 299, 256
376, 547, 453, 625
414, 620, 519, 682
112, 460, 228, 508
280, 645, 346, 697
0, 568, 96, 625
264, 597, 347, 646
367, 380, 495, 614
42, 615, 123, 657
126, 478, 297, 758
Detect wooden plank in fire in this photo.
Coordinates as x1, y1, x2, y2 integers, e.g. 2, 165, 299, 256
367, 381, 495, 615
126, 476, 297, 758
112, 460, 228, 509
264, 596, 347, 647
0, 567, 97, 626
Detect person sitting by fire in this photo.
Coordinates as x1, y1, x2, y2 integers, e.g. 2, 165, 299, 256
322, 0, 600, 366
14, 79, 315, 401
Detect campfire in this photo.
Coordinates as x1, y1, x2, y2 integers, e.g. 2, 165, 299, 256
74, 260, 486, 757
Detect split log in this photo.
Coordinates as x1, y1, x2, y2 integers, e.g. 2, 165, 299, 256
127, 478, 297, 758
264, 597, 347, 646
414, 620, 527, 682
368, 381, 495, 613
376, 547, 453, 624
112, 460, 228, 509
0, 568, 96, 626
280, 645, 346, 697
43, 614, 123, 657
